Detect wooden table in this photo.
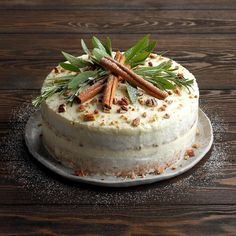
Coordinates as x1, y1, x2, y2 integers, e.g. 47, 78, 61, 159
0, 1, 236, 235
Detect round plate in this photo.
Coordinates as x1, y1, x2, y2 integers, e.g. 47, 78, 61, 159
25, 109, 213, 187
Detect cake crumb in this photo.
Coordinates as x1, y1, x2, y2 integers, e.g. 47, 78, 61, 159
83, 113, 95, 122
132, 117, 140, 127
186, 148, 195, 157
58, 104, 66, 113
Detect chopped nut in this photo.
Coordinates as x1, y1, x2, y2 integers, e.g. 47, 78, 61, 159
192, 143, 200, 149
83, 113, 95, 121
171, 165, 177, 170
148, 61, 153, 67
132, 117, 140, 127
138, 98, 145, 105
194, 95, 198, 98
174, 88, 181, 96
94, 109, 99, 115
156, 166, 165, 175
168, 91, 173, 95
177, 73, 184, 80
186, 148, 195, 157
77, 105, 86, 112
166, 100, 173, 105
58, 104, 66, 113
132, 108, 135, 111
54, 67, 59, 74
158, 106, 166, 112
103, 107, 110, 113
75, 169, 86, 177
163, 113, 170, 119
142, 112, 147, 118
118, 97, 129, 106
149, 53, 157, 59
146, 98, 158, 107
117, 105, 128, 113
90, 98, 98, 104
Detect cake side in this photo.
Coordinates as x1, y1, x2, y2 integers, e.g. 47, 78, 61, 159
40, 53, 199, 177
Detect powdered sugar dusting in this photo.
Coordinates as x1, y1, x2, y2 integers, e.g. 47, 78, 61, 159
1, 102, 229, 205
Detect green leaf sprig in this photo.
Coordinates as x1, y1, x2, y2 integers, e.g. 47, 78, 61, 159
32, 35, 194, 107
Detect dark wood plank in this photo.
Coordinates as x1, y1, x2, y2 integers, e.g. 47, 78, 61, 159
0, 205, 235, 235
0, 0, 235, 10
1, 34, 235, 60
0, 34, 235, 90
0, 159, 236, 205
0, 10, 236, 34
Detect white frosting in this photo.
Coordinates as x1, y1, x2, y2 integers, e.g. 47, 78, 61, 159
41, 54, 199, 176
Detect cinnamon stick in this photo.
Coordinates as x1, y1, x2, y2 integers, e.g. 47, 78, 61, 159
102, 51, 123, 110
76, 77, 107, 104
100, 57, 168, 100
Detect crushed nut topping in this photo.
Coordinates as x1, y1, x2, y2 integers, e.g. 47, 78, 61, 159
174, 88, 181, 96
54, 67, 59, 74
148, 61, 153, 67
103, 107, 110, 113
118, 97, 129, 106
168, 91, 173, 95
158, 106, 166, 112
117, 105, 128, 113
83, 113, 96, 121
58, 104, 66, 113
192, 143, 200, 149
94, 109, 99, 115
146, 98, 158, 107
138, 98, 145, 105
132, 117, 140, 127
163, 113, 170, 119
90, 98, 98, 104
186, 148, 195, 157
75, 169, 87, 177
149, 53, 157, 59
142, 112, 147, 118
194, 95, 198, 98
177, 73, 184, 79
77, 105, 86, 112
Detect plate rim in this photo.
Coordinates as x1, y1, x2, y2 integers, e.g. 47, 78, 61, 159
25, 109, 213, 187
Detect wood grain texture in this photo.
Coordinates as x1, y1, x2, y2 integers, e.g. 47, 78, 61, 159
0, 205, 235, 236
1, 10, 236, 34
0, 0, 235, 10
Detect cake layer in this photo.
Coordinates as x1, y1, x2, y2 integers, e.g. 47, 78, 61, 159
41, 53, 199, 176
42, 117, 198, 176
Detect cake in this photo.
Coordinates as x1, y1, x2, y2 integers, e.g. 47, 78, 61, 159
33, 36, 199, 178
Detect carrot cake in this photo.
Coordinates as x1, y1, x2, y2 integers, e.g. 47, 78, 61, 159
33, 36, 198, 177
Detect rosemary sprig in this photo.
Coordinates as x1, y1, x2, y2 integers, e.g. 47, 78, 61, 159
134, 60, 194, 92
32, 35, 194, 107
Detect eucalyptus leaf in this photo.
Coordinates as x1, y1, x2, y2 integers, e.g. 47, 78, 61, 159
81, 39, 90, 55
126, 82, 138, 104
104, 37, 112, 57
92, 36, 107, 52
59, 62, 80, 72
124, 35, 149, 63
68, 71, 98, 90
61, 51, 91, 68
92, 48, 110, 62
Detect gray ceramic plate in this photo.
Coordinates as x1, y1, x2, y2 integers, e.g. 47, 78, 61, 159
25, 109, 213, 187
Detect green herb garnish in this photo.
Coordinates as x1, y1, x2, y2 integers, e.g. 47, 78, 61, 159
32, 35, 194, 107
